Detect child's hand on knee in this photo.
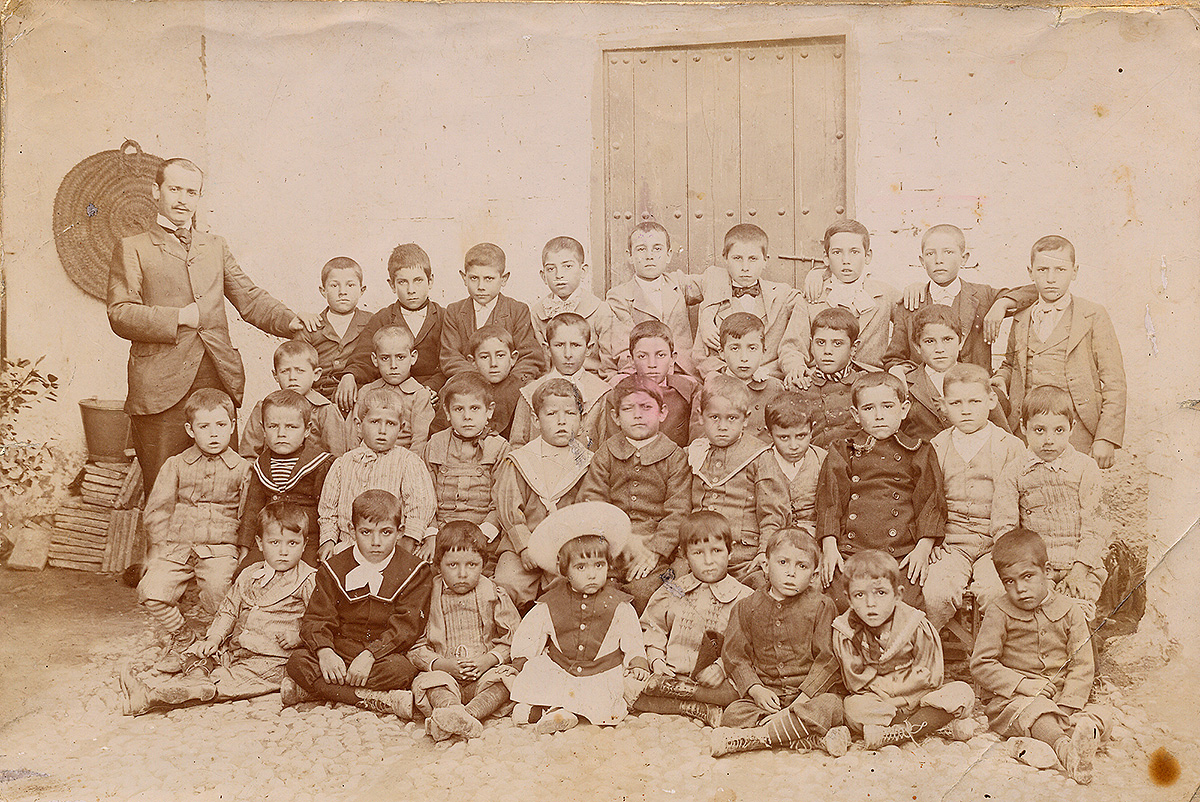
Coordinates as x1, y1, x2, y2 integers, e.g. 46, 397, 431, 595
696, 664, 725, 688
627, 665, 650, 683
900, 538, 936, 586
346, 650, 375, 687
275, 630, 302, 650
459, 654, 498, 681
519, 548, 539, 572
650, 658, 672, 676
187, 638, 220, 658
748, 684, 781, 712
318, 648, 348, 685
625, 544, 658, 582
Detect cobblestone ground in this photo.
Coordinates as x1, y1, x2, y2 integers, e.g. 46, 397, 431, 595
2, 616, 1198, 802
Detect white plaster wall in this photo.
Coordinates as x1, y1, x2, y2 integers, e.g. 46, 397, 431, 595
5, 5, 1199, 623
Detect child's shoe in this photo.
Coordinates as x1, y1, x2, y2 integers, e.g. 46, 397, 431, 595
678, 701, 724, 729
118, 664, 153, 716
710, 727, 771, 757
511, 703, 544, 726
863, 722, 919, 750
1058, 721, 1100, 785
935, 717, 982, 742
645, 675, 700, 700
1006, 737, 1060, 770
429, 704, 484, 741
279, 676, 314, 708
153, 627, 196, 674
535, 707, 579, 735
357, 689, 414, 720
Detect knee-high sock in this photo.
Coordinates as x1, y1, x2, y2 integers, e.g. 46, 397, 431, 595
465, 683, 510, 720
144, 600, 185, 633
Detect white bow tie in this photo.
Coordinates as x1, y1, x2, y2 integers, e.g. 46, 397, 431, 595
345, 545, 392, 594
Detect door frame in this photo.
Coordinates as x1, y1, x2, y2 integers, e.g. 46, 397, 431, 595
589, 20, 858, 296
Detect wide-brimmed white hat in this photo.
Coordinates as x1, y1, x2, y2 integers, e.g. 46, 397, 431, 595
526, 502, 631, 576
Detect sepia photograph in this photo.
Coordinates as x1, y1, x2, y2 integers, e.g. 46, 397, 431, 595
1, 2, 1198, 800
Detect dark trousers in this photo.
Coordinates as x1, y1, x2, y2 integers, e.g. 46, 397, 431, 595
287, 645, 419, 704
130, 355, 234, 494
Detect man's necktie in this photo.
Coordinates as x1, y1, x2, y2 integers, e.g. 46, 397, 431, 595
173, 227, 192, 249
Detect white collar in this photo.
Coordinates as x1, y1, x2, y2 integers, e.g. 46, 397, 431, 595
924, 365, 946, 396
950, 424, 991, 462
626, 435, 657, 452
928, 278, 962, 304
1034, 293, 1072, 313
634, 274, 666, 290
773, 447, 804, 481
157, 214, 188, 233
346, 545, 394, 595
473, 296, 499, 321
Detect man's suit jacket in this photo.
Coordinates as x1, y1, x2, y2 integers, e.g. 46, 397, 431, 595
883, 281, 1038, 373
347, 300, 446, 391
694, 267, 806, 380
440, 294, 545, 382
297, 308, 373, 399
997, 295, 1126, 446
607, 271, 703, 378
783, 277, 899, 373
108, 224, 296, 416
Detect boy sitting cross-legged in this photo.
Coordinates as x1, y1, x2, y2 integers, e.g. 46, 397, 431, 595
240, 340, 347, 458
408, 521, 522, 741
283, 489, 435, 717
635, 511, 753, 727
578, 375, 692, 611
120, 501, 318, 715
419, 373, 510, 570
710, 528, 850, 757
832, 549, 977, 749
970, 528, 1116, 785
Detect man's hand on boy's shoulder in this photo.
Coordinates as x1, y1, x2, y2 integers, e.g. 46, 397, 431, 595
901, 281, 926, 312
335, 375, 357, 416
294, 311, 324, 333
983, 297, 1016, 343
803, 267, 829, 305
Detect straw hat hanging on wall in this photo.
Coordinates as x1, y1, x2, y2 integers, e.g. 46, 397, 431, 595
53, 140, 164, 301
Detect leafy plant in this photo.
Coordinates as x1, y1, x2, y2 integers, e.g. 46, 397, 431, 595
0, 358, 61, 522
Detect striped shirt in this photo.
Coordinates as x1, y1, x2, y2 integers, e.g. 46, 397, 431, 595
269, 455, 299, 487
317, 444, 436, 548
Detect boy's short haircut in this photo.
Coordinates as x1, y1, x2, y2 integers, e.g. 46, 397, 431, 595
810, 306, 861, 343
556, 534, 610, 576
532, 377, 584, 415
1021, 384, 1074, 424
627, 221, 670, 252
764, 392, 812, 433
921, 224, 966, 252
718, 312, 765, 348
991, 527, 1050, 571
722, 223, 768, 258
468, 324, 516, 357
262, 389, 314, 426
942, 363, 992, 396
546, 312, 592, 345
274, 339, 320, 371
1030, 235, 1075, 266
851, 371, 907, 407
321, 256, 364, 284
679, 510, 733, 551
260, 499, 310, 542
843, 549, 901, 591
156, 157, 203, 187
441, 372, 494, 409
351, 489, 404, 529
629, 319, 674, 354
434, 520, 488, 564
910, 304, 963, 346
388, 243, 433, 280
701, 374, 751, 415
823, 219, 870, 253
357, 386, 403, 418
464, 243, 506, 274
542, 236, 585, 264
184, 388, 235, 424
611, 375, 665, 413
373, 325, 416, 354
764, 528, 820, 563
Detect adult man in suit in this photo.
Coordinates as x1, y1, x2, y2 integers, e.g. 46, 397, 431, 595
108, 158, 313, 492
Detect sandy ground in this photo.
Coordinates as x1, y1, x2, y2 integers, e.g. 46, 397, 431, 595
1, 566, 1198, 802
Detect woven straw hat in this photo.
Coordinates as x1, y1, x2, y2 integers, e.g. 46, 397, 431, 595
53, 140, 164, 300
526, 502, 631, 576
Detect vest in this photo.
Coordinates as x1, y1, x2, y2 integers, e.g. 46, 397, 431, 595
1027, 313, 1070, 392
941, 438, 999, 548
